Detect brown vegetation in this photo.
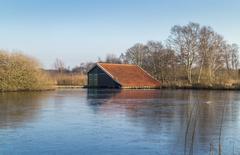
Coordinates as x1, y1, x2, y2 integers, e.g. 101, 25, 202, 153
48, 59, 88, 86
50, 72, 87, 86
0, 50, 54, 91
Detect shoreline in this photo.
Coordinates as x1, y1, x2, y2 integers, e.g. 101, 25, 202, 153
1, 84, 240, 92
56, 85, 84, 89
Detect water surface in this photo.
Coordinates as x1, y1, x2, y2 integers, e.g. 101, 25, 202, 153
1, 89, 240, 155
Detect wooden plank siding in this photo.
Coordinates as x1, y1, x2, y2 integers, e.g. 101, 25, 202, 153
88, 65, 121, 88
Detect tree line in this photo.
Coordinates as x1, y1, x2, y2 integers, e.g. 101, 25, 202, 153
102, 22, 239, 87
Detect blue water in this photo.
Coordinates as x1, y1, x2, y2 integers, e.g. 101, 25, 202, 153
1, 89, 240, 155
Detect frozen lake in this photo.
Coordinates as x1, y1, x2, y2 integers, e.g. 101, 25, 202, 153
1, 89, 240, 155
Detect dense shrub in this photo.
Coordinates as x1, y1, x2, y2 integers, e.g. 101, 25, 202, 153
0, 51, 53, 91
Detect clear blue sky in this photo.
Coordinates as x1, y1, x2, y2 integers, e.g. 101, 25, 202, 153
0, 0, 240, 68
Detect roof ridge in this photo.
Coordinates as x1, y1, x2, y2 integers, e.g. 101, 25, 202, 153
97, 63, 136, 66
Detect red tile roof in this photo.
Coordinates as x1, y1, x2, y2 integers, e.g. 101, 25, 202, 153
97, 63, 160, 88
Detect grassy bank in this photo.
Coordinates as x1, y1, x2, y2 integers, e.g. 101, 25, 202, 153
161, 82, 240, 90
0, 51, 54, 92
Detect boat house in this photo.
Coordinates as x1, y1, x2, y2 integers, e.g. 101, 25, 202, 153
87, 63, 160, 88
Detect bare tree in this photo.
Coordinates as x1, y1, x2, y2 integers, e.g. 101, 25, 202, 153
230, 44, 239, 70
198, 26, 225, 83
144, 41, 178, 83
123, 43, 148, 67
197, 26, 214, 83
54, 58, 66, 73
222, 43, 239, 80
121, 41, 178, 84
168, 22, 200, 84
72, 62, 95, 74
144, 41, 164, 79
105, 53, 122, 64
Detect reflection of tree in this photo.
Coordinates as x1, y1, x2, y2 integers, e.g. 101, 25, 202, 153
87, 89, 240, 154
0, 92, 49, 128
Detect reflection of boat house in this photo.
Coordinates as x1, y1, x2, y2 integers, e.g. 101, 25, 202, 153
87, 63, 160, 88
